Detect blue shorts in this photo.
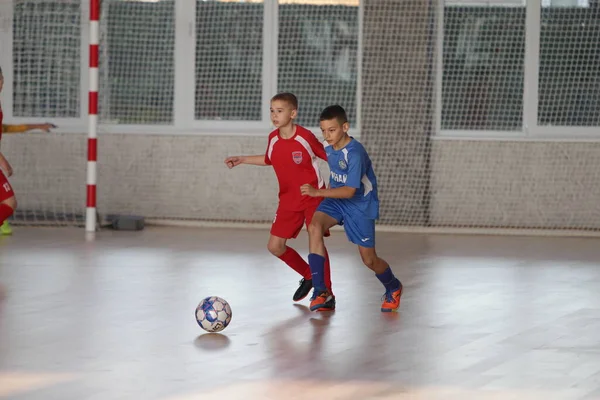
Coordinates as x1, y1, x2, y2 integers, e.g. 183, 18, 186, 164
317, 198, 375, 248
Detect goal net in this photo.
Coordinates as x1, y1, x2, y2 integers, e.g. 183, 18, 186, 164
2, 0, 600, 233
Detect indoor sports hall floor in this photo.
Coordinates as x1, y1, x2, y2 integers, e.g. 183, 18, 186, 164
1, 226, 600, 400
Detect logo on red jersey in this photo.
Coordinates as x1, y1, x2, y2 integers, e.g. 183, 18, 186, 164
292, 151, 303, 164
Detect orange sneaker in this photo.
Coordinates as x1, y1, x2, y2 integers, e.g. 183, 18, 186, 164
381, 283, 403, 312
309, 290, 335, 311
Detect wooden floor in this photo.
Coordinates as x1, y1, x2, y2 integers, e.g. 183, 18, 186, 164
1, 226, 600, 399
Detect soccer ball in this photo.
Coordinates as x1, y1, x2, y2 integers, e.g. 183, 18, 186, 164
195, 296, 232, 333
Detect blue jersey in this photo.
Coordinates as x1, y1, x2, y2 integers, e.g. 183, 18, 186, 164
325, 137, 379, 220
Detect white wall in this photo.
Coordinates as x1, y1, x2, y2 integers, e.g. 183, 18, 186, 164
3, 133, 279, 223
5, 134, 600, 230
430, 140, 600, 229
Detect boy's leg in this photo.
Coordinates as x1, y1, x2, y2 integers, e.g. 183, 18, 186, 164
358, 246, 403, 312
268, 207, 313, 301
322, 247, 332, 294
345, 214, 403, 312
305, 205, 333, 294
307, 200, 341, 311
0, 200, 15, 229
0, 172, 16, 226
0, 174, 12, 302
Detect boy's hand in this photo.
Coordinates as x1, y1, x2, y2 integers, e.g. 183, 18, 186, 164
300, 184, 318, 197
224, 156, 244, 169
39, 123, 57, 132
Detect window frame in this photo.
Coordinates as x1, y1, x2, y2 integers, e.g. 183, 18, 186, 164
435, 0, 600, 140
0, 0, 362, 137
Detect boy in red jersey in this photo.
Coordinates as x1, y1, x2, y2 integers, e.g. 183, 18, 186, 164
0, 67, 56, 235
225, 93, 335, 310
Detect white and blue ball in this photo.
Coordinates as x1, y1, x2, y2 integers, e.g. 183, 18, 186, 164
195, 296, 232, 333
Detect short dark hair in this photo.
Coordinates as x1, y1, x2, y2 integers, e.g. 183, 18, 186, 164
319, 105, 348, 125
271, 92, 298, 110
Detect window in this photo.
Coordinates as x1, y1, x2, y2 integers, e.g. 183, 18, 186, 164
537, 4, 600, 126
100, 0, 175, 125
195, 0, 263, 121
441, 3, 526, 131
278, 1, 359, 127
5, 0, 362, 133
12, 0, 81, 118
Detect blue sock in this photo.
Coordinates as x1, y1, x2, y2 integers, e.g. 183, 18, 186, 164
308, 253, 326, 292
376, 267, 401, 292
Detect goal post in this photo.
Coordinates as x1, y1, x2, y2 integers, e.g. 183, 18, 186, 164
86, 0, 99, 233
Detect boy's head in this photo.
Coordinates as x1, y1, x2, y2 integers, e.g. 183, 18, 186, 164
319, 105, 350, 146
270, 92, 298, 129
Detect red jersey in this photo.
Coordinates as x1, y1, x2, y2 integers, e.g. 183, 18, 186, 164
264, 125, 327, 212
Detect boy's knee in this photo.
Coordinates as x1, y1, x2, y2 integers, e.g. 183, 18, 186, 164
308, 220, 325, 237
359, 249, 377, 269
267, 241, 286, 257
2, 197, 16, 210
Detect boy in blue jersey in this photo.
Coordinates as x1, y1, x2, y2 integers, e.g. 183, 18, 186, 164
300, 105, 403, 312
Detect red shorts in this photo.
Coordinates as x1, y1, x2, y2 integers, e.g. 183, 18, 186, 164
0, 170, 14, 202
271, 203, 331, 240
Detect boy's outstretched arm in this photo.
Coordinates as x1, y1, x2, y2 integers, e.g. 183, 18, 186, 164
224, 154, 268, 168
300, 184, 355, 199
2, 123, 56, 134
